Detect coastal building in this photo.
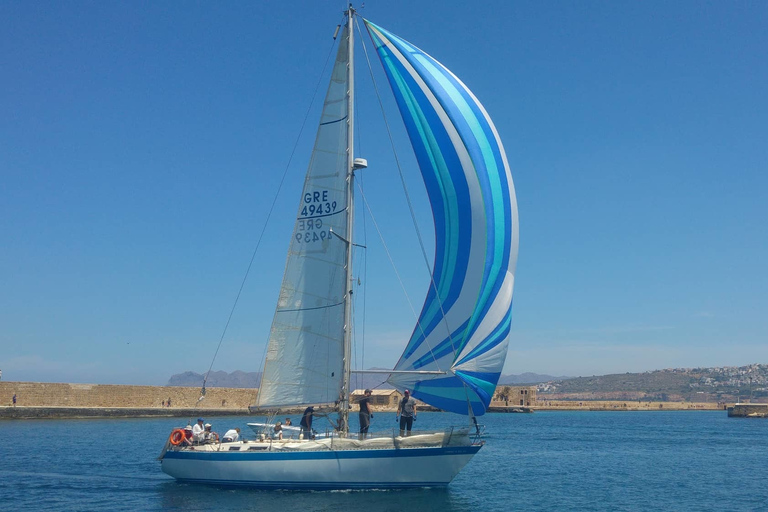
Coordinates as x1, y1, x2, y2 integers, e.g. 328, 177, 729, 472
351, 389, 402, 409
492, 386, 537, 406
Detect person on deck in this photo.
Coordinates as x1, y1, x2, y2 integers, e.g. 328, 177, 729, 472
203, 423, 219, 443
358, 389, 373, 440
300, 406, 314, 439
273, 422, 283, 440
396, 389, 417, 436
182, 425, 195, 446
222, 427, 240, 443
192, 418, 205, 443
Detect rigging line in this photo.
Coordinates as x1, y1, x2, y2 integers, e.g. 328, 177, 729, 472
350, 184, 368, 392
353, 16, 368, 390
357, 25, 454, 370
349, 231, 360, 391
360, 175, 368, 383
203, 35, 341, 397
462, 382, 481, 434
355, 180, 438, 369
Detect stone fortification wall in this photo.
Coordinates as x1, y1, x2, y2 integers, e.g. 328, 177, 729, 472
527, 399, 725, 411
0, 381, 256, 409
727, 403, 768, 417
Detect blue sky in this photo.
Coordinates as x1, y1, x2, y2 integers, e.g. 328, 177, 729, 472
2, 1, 766, 385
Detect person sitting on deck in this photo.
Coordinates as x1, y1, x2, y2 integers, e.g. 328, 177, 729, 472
182, 425, 195, 446
273, 422, 283, 440
203, 423, 219, 443
222, 427, 240, 443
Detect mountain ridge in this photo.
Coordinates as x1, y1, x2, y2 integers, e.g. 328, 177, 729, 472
167, 370, 566, 388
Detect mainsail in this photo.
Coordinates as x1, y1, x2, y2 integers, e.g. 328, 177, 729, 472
256, 25, 352, 408
364, 21, 519, 416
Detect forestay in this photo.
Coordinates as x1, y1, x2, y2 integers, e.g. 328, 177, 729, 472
364, 21, 519, 416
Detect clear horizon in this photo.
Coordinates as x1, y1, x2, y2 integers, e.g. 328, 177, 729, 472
2, 1, 767, 385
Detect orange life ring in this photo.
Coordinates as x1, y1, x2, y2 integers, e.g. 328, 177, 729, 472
169, 428, 185, 446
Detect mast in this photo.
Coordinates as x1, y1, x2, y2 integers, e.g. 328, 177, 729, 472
339, 4, 356, 434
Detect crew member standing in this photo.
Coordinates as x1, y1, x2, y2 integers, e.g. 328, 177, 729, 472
300, 406, 314, 439
396, 389, 417, 436
358, 389, 373, 440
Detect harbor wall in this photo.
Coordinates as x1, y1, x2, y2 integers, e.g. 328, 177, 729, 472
529, 399, 725, 411
0, 381, 255, 412
0, 406, 248, 420
0, 381, 733, 419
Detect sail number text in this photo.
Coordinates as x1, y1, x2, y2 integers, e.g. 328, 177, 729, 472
300, 190, 337, 218
296, 190, 336, 244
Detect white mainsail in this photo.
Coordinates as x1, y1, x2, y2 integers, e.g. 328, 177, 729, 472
255, 25, 352, 409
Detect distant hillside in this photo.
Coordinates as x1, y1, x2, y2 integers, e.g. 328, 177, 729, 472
170, 364, 768, 403
167, 370, 393, 390
168, 370, 561, 389
538, 363, 768, 402
167, 370, 261, 388
349, 369, 393, 391
498, 372, 567, 385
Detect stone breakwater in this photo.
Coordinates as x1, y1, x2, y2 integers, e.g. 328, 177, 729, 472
727, 403, 768, 417
0, 406, 249, 420
0, 381, 735, 420
530, 400, 726, 411
0, 381, 255, 419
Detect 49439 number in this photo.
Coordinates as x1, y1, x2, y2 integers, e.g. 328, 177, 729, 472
301, 190, 337, 218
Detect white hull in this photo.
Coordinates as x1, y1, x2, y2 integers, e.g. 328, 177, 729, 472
161, 430, 482, 489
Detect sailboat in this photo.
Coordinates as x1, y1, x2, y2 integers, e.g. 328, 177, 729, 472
160, 5, 518, 489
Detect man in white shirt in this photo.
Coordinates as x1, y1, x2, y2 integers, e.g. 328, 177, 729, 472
222, 427, 240, 442
192, 418, 205, 443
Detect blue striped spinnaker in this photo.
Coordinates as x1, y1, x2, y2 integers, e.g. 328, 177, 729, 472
365, 21, 519, 416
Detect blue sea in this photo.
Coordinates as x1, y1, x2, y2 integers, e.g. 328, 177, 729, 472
1, 411, 766, 511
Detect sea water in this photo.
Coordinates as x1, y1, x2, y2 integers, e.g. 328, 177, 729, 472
1, 411, 766, 511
